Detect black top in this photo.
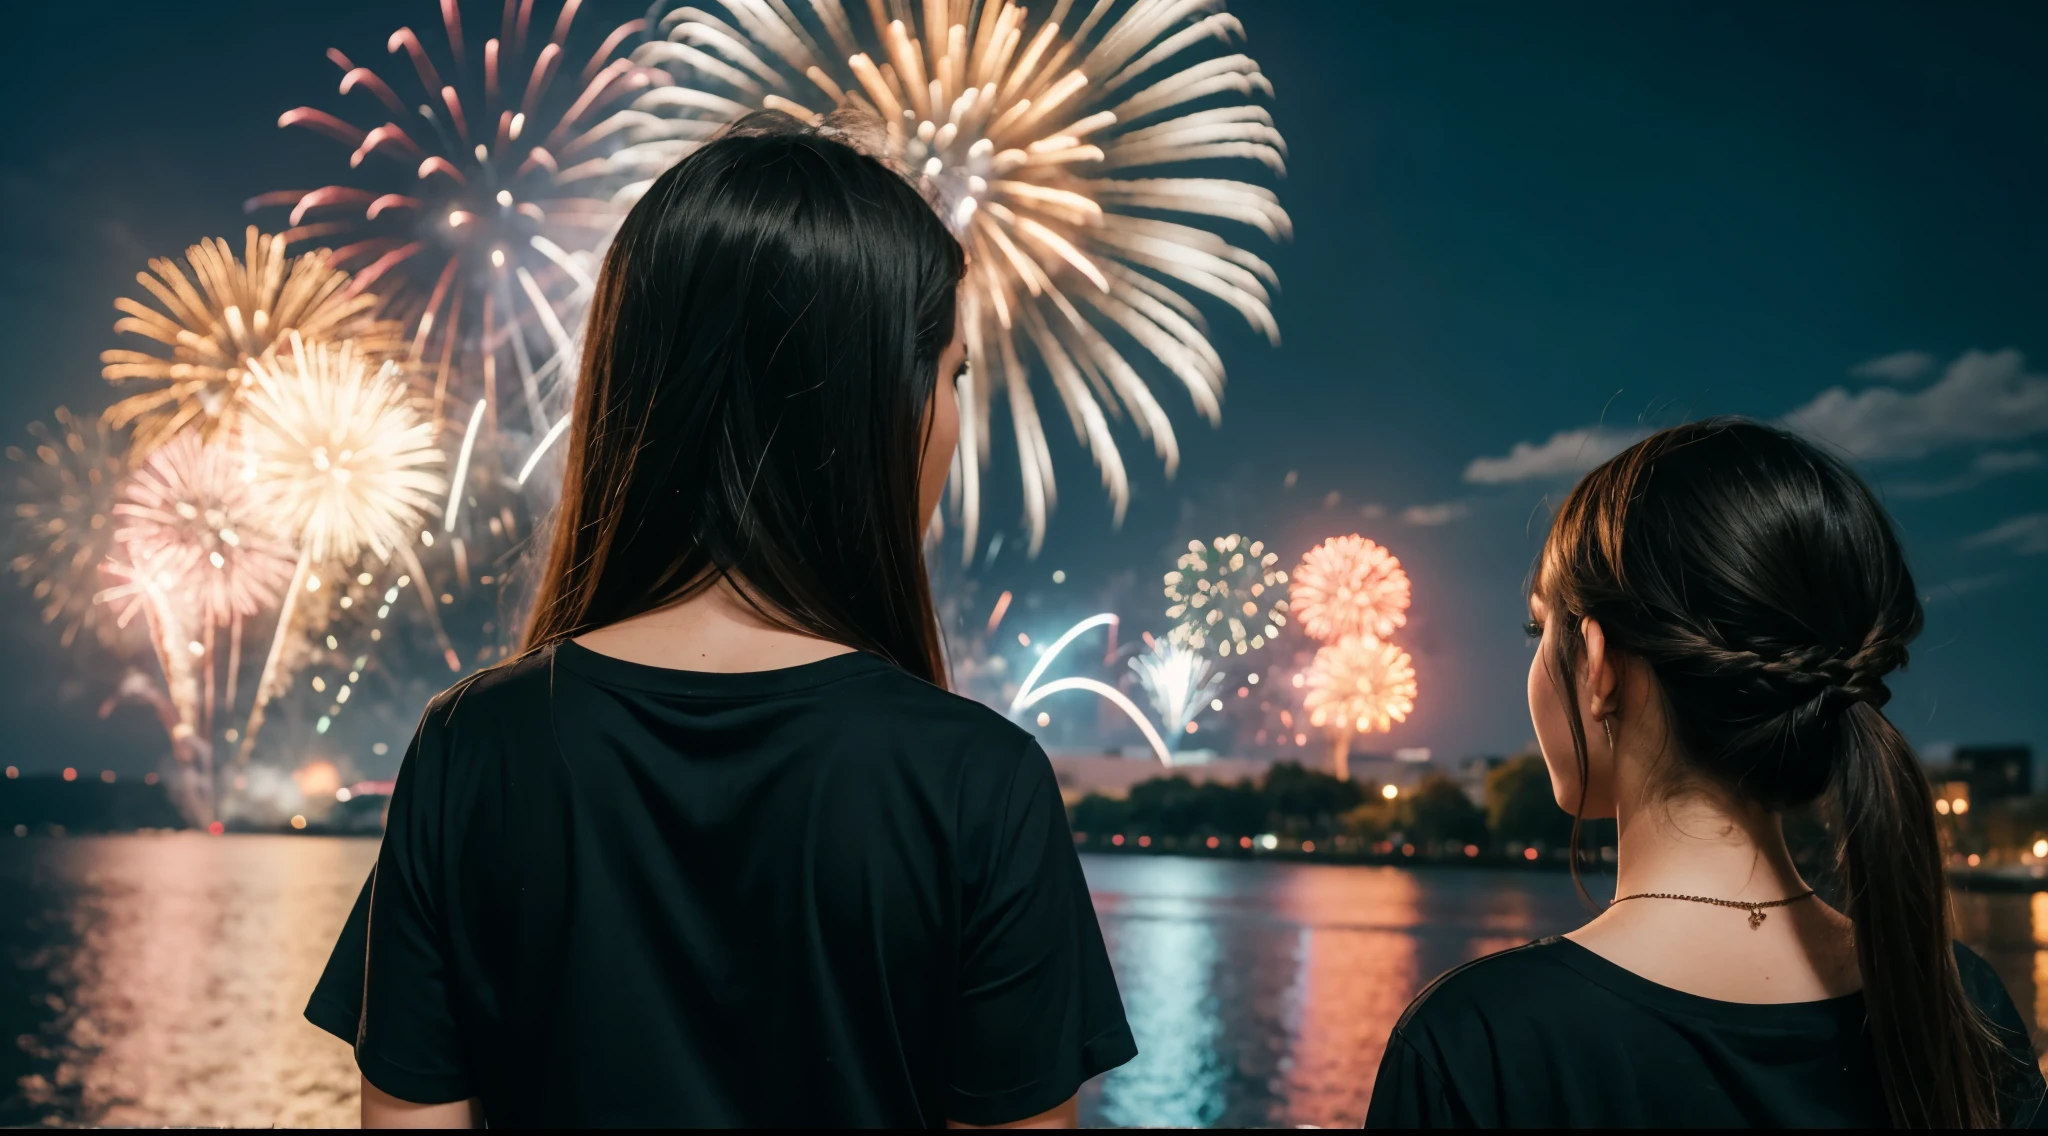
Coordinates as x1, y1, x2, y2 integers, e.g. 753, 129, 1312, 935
1366, 936, 2046, 1128
306, 642, 1135, 1128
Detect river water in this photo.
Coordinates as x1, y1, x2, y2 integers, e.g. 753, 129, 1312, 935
2, 834, 2042, 1127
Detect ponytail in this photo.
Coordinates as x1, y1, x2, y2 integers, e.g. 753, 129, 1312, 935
1834, 702, 2000, 1127
1537, 418, 2009, 1127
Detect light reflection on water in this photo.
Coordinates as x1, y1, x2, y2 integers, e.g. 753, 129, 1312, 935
1078, 856, 1593, 1128
4, 837, 2046, 1128
0, 834, 373, 1127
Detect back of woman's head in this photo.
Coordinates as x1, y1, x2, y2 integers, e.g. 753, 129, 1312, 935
1536, 417, 2000, 1126
522, 112, 964, 683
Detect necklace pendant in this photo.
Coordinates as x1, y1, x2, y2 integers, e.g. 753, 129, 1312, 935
1748, 909, 1766, 930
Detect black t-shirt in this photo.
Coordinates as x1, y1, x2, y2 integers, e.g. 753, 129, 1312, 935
305, 642, 1135, 1127
1366, 936, 2046, 1128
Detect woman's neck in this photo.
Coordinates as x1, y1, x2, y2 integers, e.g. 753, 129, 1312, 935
1612, 785, 1809, 902
1568, 773, 1860, 1003
573, 577, 854, 673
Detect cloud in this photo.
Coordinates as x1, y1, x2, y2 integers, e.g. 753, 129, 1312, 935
1463, 427, 1649, 484
1400, 501, 1472, 526
1782, 349, 2048, 461
1359, 503, 1387, 519
1889, 449, 2044, 500
1964, 512, 2048, 556
1974, 449, 2045, 475
1849, 350, 1936, 383
1922, 571, 2014, 605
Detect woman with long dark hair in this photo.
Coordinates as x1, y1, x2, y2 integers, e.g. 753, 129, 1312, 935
305, 114, 1134, 1128
1367, 419, 2044, 1127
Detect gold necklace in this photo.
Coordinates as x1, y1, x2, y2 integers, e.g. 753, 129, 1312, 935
1610, 889, 1816, 930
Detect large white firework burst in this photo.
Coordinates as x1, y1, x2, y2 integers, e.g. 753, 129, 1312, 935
257, 0, 655, 435
243, 336, 447, 565
1290, 533, 1410, 644
99, 228, 406, 455
624, 0, 1289, 557
110, 431, 295, 630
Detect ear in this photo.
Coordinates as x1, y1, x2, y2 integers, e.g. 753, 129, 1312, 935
1578, 616, 1618, 721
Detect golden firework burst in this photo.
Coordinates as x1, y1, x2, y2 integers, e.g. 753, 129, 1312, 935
99, 227, 406, 453
4, 408, 134, 649
625, 0, 1289, 557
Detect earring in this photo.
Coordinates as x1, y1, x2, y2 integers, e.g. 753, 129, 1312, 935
1600, 716, 1616, 753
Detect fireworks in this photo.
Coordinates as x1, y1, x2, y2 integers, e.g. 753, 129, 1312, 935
1128, 638, 1223, 741
1290, 534, 1410, 643
237, 334, 453, 764
1303, 635, 1416, 737
258, 0, 655, 431
110, 431, 295, 630
1163, 534, 1287, 656
99, 228, 405, 454
626, 0, 1289, 557
243, 336, 447, 565
5, 409, 134, 650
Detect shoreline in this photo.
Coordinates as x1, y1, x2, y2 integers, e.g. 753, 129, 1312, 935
9, 828, 2042, 893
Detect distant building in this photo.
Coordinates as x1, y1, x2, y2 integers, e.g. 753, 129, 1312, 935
1942, 745, 2034, 803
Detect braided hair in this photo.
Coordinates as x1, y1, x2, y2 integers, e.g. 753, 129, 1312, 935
1535, 417, 2001, 1127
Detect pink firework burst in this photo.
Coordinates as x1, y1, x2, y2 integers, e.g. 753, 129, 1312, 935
1290, 534, 1411, 643
251, 0, 659, 433
111, 431, 295, 629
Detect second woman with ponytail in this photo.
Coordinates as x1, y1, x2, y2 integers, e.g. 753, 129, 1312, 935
1365, 418, 2045, 1128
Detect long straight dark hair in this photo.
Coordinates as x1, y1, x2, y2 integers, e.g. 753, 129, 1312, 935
521, 113, 963, 683
1535, 418, 2002, 1127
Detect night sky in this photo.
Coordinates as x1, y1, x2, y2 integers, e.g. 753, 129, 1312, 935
1, 1, 2042, 776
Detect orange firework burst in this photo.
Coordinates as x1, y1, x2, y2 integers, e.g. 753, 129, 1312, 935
1303, 635, 1417, 737
1290, 534, 1410, 643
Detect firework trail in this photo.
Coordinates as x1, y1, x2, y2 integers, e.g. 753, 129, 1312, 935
238, 335, 452, 763
1290, 534, 1410, 644
5, 409, 140, 652
1163, 533, 1287, 656
96, 553, 204, 752
625, 0, 1289, 558
99, 227, 405, 454
255, 0, 655, 436
1301, 634, 1416, 781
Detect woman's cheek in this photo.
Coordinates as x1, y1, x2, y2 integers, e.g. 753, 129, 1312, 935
1528, 642, 1580, 810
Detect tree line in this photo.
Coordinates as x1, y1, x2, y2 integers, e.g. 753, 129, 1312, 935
1067, 754, 1615, 854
